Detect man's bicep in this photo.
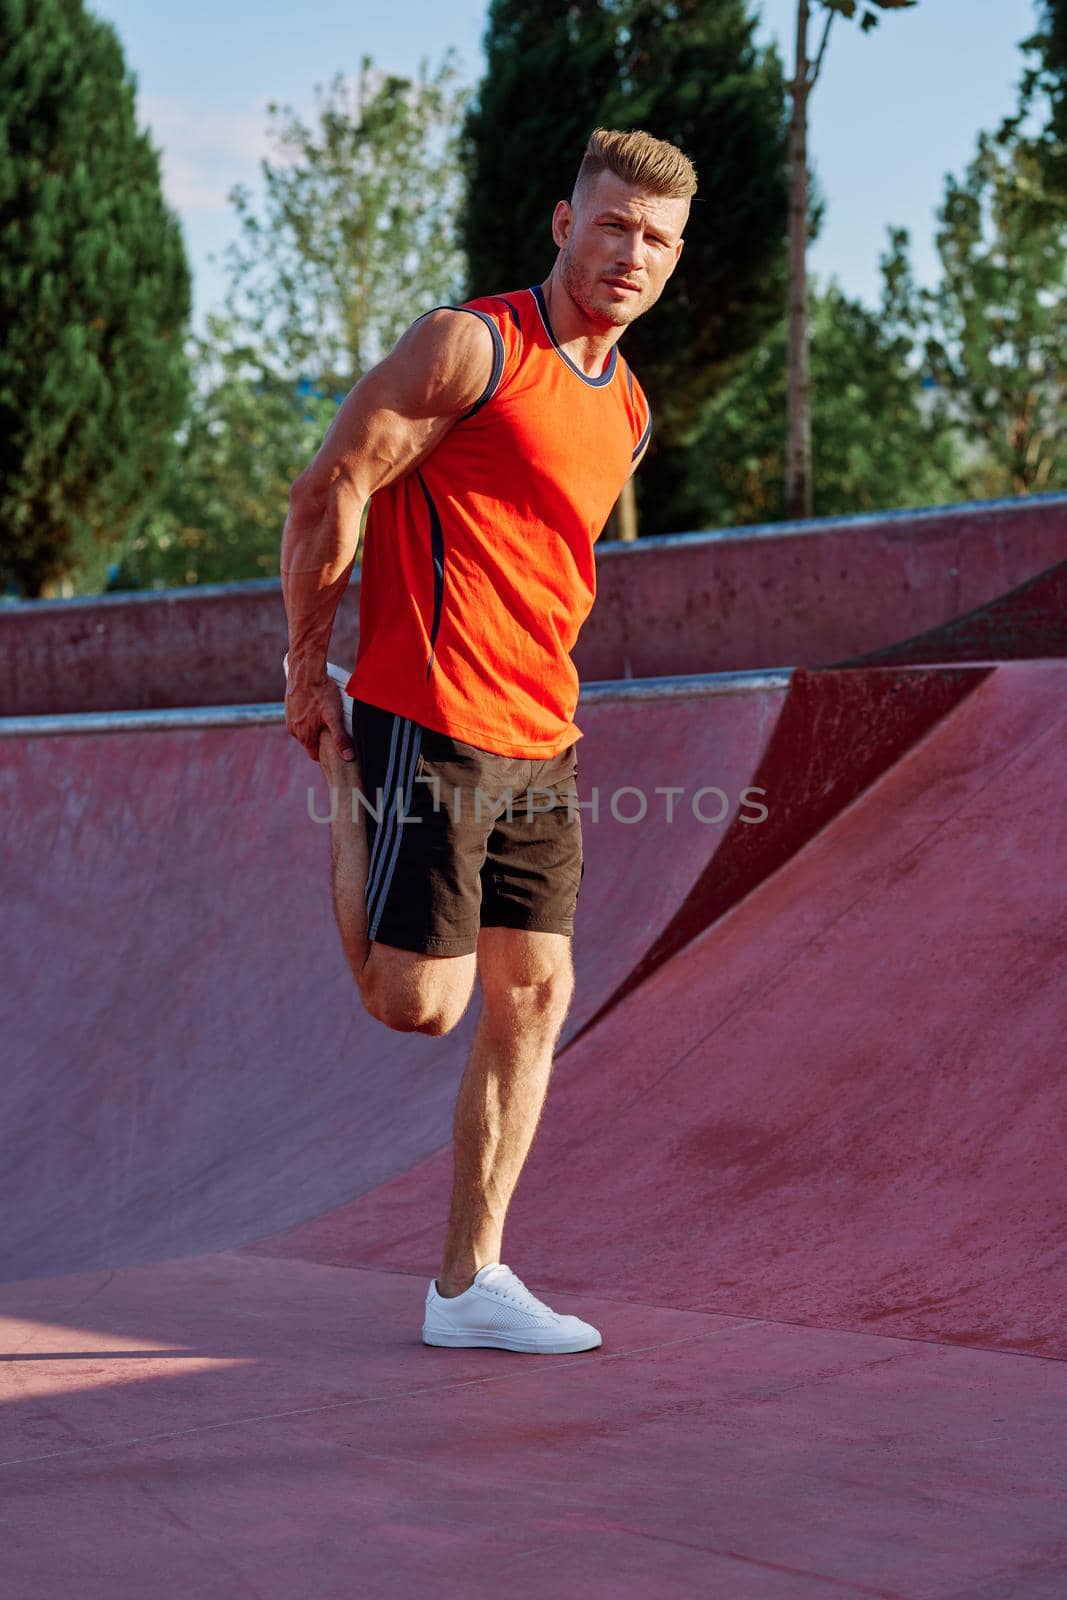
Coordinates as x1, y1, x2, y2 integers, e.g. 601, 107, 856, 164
292, 310, 495, 502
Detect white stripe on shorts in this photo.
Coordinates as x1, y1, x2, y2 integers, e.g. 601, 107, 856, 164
365, 714, 423, 942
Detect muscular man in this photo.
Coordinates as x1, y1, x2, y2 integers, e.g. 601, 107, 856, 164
281, 126, 695, 1353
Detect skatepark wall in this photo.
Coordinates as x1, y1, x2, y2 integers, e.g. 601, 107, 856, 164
1, 491, 1065, 717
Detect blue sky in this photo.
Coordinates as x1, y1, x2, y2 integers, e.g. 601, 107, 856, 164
89, 0, 1044, 327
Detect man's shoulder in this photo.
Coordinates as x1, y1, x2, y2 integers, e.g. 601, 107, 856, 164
459, 289, 528, 330
444, 293, 528, 395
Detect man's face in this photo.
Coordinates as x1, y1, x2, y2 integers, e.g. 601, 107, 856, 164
552, 169, 688, 329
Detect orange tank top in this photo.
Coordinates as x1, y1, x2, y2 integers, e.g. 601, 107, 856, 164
347, 285, 652, 757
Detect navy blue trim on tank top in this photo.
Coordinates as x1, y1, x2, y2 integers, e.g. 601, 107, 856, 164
632, 403, 652, 461
528, 284, 618, 388
492, 294, 522, 332
415, 468, 445, 679
453, 309, 505, 419
407, 303, 506, 419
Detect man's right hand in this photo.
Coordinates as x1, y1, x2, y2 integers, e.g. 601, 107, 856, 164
285, 671, 354, 765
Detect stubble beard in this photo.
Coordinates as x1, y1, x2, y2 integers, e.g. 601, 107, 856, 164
560, 247, 643, 329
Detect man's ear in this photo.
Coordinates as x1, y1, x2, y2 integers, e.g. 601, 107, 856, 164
551, 199, 573, 250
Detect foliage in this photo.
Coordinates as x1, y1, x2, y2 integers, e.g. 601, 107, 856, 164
0, 0, 191, 596
110, 316, 336, 589
669, 255, 964, 531
117, 56, 467, 589
819, 0, 916, 33
219, 56, 467, 387
998, 0, 1067, 202
895, 127, 1066, 497
461, 1, 617, 303
461, 0, 798, 533
679, 95, 1067, 532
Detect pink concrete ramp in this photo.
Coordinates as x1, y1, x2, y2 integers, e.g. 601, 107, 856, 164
253, 661, 1066, 1361
3, 672, 812, 1285
2, 665, 991, 1288
3, 661, 1066, 1598
4, 491, 1065, 716
571, 663, 987, 1043
836, 555, 1067, 667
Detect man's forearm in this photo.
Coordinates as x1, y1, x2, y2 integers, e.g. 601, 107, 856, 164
280, 479, 364, 682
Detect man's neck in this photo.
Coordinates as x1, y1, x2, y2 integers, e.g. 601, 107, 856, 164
538, 271, 623, 380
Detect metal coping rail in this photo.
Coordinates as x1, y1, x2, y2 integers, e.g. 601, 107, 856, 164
2, 660, 1042, 740
0, 670, 797, 738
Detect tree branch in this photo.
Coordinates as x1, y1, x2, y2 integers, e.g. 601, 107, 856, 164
808, 7, 836, 91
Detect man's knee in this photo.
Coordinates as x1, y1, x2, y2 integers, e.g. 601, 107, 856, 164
480, 949, 575, 1032
358, 958, 471, 1036
362, 993, 462, 1035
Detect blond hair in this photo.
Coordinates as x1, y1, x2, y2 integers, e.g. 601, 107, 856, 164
573, 127, 698, 205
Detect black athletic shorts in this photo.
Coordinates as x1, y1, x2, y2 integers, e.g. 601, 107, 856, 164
352, 698, 584, 957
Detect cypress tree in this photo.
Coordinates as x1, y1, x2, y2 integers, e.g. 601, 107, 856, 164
1006, 0, 1067, 201
461, 1, 615, 297
460, 0, 792, 535
0, 0, 191, 595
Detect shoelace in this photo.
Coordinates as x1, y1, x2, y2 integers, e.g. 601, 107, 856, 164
484, 1269, 547, 1311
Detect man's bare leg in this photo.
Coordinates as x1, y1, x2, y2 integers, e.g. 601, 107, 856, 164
317, 728, 371, 984
436, 929, 575, 1297
317, 729, 478, 1032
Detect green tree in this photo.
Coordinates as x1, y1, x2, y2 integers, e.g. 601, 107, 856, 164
785, 1, 918, 521
113, 318, 336, 589
462, 2, 619, 298
219, 55, 467, 390
0, 0, 191, 597
675, 252, 963, 531
1006, 0, 1067, 200
119, 56, 468, 589
461, 0, 793, 539
892, 126, 1066, 497
1045, 0, 1067, 184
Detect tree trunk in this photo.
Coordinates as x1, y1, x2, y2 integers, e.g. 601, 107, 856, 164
601, 478, 639, 542
617, 477, 638, 541
787, 0, 813, 522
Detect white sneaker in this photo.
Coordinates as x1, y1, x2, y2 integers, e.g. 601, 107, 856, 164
282, 651, 354, 739
422, 1263, 602, 1354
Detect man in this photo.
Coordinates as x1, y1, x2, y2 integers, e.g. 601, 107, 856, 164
281, 126, 695, 1354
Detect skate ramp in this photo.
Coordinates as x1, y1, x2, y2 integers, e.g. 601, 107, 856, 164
253, 660, 1067, 1360
4, 490, 1065, 716
3, 671, 823, 1286
3, 649, 1066, 1597
3, 661, 993, 1287
835, 554, 1067, 667
571, 663, 987, 1042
